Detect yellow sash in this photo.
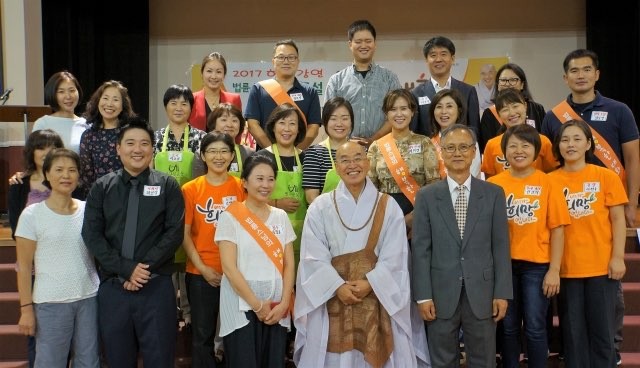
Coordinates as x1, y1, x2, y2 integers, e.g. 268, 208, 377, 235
258, 79, 308, 126
378, 134, 420, 205
551, 100, 626, 185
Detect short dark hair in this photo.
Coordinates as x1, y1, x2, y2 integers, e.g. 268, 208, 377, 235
273, 39, 299, 55
321, 97, 354, 136
117, 116, 155, 145
347, 20, 376, 41
423, 36, 455, 58
428, 89, 467, 137
43, 71, 83, 113
207, 103, 246, 142
162, 84, 194, 108
441, 124, 477, 145
199, 131, 236, 163
83, 80, 136, 129
491, 63, 535, 102
42, 148, 80, 190
494, 88, 526, 111
265, 103, 307, 146
23, 129, 64, 174
552, 119, 595, 167
200, 52, 228, 76
563, 49, 599, 73
500, 124, 541, 161
241, 153, 278, 183
382, 89, 417, 115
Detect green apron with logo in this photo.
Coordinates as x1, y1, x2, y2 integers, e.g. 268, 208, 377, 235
154, 125, 194, 263
228, 144, 243, 178
320, 139, 341, 194
270, 144, 307, 268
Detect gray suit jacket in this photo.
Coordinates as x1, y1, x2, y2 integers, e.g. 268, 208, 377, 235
411, 177, 512, 319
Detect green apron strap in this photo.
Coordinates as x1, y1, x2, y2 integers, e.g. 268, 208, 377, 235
234, 144, 243, 173
162, 125, 190, 152
271, 144, 284, 171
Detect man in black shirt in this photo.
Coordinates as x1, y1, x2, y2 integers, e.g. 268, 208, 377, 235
82, 118, 185, 368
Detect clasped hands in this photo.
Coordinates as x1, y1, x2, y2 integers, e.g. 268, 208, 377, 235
336, 279, 372, 305
123, 263, 150, 291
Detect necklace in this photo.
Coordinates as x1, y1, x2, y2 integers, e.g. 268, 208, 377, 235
332, 188, 380, 232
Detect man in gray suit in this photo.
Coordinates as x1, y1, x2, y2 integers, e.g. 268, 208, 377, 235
411, 124, 512, 368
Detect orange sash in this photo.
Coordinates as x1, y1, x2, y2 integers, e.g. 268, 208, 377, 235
258, 79, 308, 126
551, 100, 626, 185
431, 135, 447, 179
489, 105, 502, 125
225, 202, 295, 313
378, 134, 420, 205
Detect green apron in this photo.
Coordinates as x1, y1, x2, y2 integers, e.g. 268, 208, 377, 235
270, 144, 307, 267
153, 125, 194, 263
228, 144, 243, 178
320, 139, 341, 194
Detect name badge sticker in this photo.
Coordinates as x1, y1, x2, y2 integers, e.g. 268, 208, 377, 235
290, 93, 304, 101
143, 185, 161, 196
418, 96, 431, 105
526, 119, 536, 128
524, 185, 542, 196
229, 163, 239, 172
591, 111, 608, 122
270, 224, 283, 235
222, 196, 237, 208
408, 144, 422, 154
583, 182, 600, 193
168, 152, 183, 162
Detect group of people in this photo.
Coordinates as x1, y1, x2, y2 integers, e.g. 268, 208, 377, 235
7, 18, 638, 368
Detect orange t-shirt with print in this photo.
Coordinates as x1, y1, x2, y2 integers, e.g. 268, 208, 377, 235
548, 164, 628, 278
481, 133, 558, 177
488, 170, 571, 263
182, 175, 246, 274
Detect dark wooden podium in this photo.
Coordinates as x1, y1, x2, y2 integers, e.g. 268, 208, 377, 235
0, 105, 52, 213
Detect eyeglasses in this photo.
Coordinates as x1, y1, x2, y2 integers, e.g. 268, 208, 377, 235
204, 149, 232, 156
498, 77, 521, 86
338, 156, 365, 165
442, 144, 474, 153
273, 55, 299, 63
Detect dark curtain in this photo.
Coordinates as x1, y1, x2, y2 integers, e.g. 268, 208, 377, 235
41, 0, 149, 120
586, 0, 640, 126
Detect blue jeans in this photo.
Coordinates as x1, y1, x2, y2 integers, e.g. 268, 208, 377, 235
559, 275, 617, 368
186, 273, 221, 368
501, 261, 549, 368
34, 297, 99, 368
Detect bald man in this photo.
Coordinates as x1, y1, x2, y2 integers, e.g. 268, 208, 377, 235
475, 64, 496, 111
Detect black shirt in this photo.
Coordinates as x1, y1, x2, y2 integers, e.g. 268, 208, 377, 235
82, 167, 185, 280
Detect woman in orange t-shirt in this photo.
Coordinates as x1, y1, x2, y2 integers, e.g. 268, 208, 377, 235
548, 119, 627, 368
482, 89, 557, 179
182, 131, 246, 366
488, 124, 570, 368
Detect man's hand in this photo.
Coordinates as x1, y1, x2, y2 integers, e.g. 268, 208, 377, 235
276, 198, 300, 213
492, 299, 508, 322
625, 203, 638, 227
418, 301, 437, 321
336, 283, 362, 305
608, 256, 626, 280
348, 280, 372, 299
123, 281, 140, 291
128, 263, 151, 289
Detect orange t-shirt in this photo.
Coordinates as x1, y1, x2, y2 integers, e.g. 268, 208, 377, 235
481, 133, 558, 178
182, 175, 246, 274
488, 170, 571, 263
548, 164, 628, 278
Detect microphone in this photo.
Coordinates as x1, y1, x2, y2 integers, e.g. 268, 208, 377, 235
0, 88, 13, 101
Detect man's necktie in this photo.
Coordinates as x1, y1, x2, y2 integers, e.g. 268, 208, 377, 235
121, 178, 139, 259
454, 185, 467, 239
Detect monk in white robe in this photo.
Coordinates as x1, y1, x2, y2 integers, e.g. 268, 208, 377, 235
293, 142, 429, 368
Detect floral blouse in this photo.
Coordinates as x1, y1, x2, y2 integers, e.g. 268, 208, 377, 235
79, 126, 122, 198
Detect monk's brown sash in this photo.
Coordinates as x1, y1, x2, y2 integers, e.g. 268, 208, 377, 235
326, 194, 393, 368
551, 100, 626, 186
258, 79, 308, 126
225, 202, 294, 314
378, 134, 420, 205
489, 105, 502, 124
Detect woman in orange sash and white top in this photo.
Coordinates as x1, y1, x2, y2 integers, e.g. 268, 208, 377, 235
428, 89, 482, 179
215, 154, 296, 368
367, 89, 440, 235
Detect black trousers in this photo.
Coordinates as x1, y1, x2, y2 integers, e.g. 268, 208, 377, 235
223, 311, 287, 368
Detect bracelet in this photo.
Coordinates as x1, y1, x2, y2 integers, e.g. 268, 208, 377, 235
253, 300, 263, 313
20, 302, 33, 308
